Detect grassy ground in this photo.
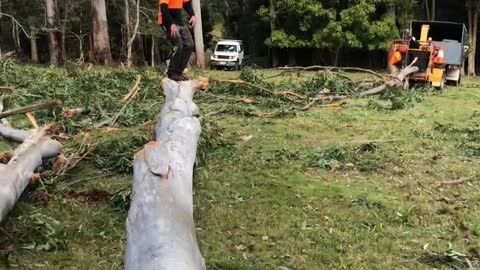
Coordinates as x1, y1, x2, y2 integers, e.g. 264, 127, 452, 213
1, 67, 480, 270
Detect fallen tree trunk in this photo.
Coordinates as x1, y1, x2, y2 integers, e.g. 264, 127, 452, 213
125, 79, 205, 269
0, 126, 62, 222
359, 58, 419, 97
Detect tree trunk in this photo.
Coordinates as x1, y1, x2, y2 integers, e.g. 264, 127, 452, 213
467, 0, 479, 76
192, 0, 205, 68
431, 0, 436, 21
0, 126, 62, 222
151, 36, 155, 67
12, 19, 22, 58
91, 0, 112, 65
386, 3, 396, 19
288, 49, 296, 66
124, 0, 130, 62
334, 46, 342, 67
126, 0, 140, 67
30, 30, 38, 63
123, 0, 146, 66
125, 79, 205, 270
425, 0, 430, 20
46, 0, 64, 65
269, 0, 279, 67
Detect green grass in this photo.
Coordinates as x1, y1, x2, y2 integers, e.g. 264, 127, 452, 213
2, 67, 480, 269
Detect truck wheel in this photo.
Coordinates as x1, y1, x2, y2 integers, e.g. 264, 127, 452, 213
440, 80, 445, 90
439, 74, 446, 90
235, 61, 241, 71
455, 74, 462, 87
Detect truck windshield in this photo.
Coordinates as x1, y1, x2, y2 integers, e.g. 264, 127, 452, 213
216, 44, 238, 52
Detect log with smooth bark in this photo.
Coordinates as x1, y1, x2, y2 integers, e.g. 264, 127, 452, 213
358, 66, 419, 97
0, 124, 30, 142
0, 126, 62, 222
125, 79, 205, 270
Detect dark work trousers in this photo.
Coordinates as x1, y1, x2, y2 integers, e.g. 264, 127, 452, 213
164, 25, 194, 76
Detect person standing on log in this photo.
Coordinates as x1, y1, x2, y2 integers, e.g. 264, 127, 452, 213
158, 0, 197, 81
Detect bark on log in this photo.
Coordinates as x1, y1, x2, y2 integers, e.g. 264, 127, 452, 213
0, 127, 62, 222
125, 79, 205, 270
358, 66, 419, 97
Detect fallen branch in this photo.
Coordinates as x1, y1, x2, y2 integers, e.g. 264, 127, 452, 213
0, 98, 10, 127
271, 65, 386, 80
433, 176, 474, 188
0, 86, 18, 94
278, 91, 306, 100
25, 113, 39, 129
64, 108, 92, 118
341, 103, 369, 108
96, 76, 142, 128
0, 100, 61, 119
122, 75, 142, 102
358, 84, 387, 97
209, 78, 303, 102
0, 126, 62, 222
302, 95, 348, 111
348, 139, 401, 145
51, 134, 93, 181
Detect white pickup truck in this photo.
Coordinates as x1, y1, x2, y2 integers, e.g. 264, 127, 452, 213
210, 40, 244, 70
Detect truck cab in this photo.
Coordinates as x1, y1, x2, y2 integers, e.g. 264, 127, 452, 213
210, 40, 244, 70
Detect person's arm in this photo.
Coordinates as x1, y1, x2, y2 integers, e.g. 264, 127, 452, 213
183, 1, 196, 27
183, 1, 195, 18
160, 3, 173, 29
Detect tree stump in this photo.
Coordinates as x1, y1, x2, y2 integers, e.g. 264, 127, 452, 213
125, 79, 205, 270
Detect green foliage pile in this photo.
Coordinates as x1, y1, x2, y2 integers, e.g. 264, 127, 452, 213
93, 133, 150, 174
380, 88, 426, 110
0, 59, 234, 177
0, 58, 162, 131
310, 143, 382, 172
20, 214, 68, 252
420, 246, 477, 270
206, 68, 434, 117
299, 74, 355, 97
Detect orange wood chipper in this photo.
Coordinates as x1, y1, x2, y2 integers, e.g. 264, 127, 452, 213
388, 21, 468, 89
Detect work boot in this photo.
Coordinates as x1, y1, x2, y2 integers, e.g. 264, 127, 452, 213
168, 73, 187, 82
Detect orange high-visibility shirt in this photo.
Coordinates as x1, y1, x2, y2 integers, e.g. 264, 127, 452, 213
389, 51, 402, 65
158, 0, 191, 24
